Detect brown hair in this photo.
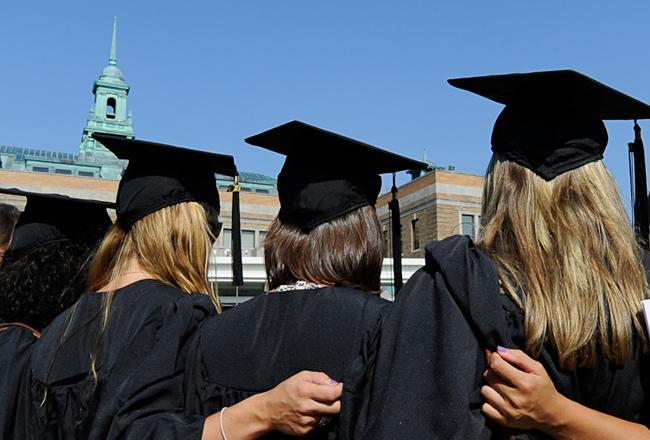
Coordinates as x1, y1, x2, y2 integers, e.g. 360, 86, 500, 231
264, 205, 383, 293
478, 154, 648, 370
0, 203, 19, 247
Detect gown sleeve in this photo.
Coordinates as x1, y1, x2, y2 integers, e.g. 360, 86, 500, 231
339, 236, 518, 440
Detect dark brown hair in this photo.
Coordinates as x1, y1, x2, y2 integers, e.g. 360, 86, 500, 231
0, 203, 19, 247
264, 205, 383, 293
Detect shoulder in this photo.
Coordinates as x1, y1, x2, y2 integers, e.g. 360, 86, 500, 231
108, 280, 215, 321
0, 325, 38, 352
199, 287, 389, 346
423, 234, 494, 271
32, 283, 215, 381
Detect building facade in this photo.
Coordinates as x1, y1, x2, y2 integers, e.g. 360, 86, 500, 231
0, 18, 281, 306
0, 18, 488, 305
377, 168, 484, 259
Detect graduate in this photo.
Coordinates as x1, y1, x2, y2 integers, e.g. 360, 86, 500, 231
20, 133, 351, 440
180, 120, 428, 439
0, 189, 113, 440
339, 70, 650, 439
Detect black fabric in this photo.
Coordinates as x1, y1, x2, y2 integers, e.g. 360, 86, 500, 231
491, 105, 606, 181
339, 235, 650, 439
0, 187, 114, 254
14, 279, 214, 440
9, 223, 66, 255
245, 120, 427, 231
231, 186, 243, 286
184, 286, 390, 439
0, 326, 37, 440
339, 235, 513, 440
92, 133, 237, 230
448, 70, 650, 181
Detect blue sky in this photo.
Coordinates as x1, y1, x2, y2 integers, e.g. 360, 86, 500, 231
2, 1, 650, 207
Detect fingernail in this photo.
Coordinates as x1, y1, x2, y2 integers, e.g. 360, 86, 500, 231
329, 379, 339, 385
497, 346, 508, 353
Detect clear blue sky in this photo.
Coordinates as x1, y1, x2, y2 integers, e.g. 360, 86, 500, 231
2, 1, 650, 207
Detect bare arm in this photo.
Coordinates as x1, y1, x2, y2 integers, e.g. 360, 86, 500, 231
202, 371, 342, 440
481, 348, 650, 440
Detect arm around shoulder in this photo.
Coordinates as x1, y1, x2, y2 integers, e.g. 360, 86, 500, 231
202, 371, 342, 440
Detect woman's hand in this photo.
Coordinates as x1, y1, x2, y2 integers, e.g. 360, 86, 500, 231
481, 347, 565, 432
260, 370, 342, 436
480, 348, 650, 440
203, 370, 342, 440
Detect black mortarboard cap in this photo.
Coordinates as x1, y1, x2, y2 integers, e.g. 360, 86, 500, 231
0, 187, 114, 254
92, 133, 237, 229
448, 70, 650, 180
245, 120, 428, 232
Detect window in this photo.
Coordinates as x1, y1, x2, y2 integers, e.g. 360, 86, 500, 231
461, 214, 476, 239
106, 97, 116, 119
55, 169, 72, 175
32, 166, 49, 173
222, 228, 232, 248
242, 230, 255, 249
255, 188, 270, 194
411, 218, 420, 250
222, 229, 256, 250
241, 187, 252, 192
78, 171, 94, 177
259, 231, 267, 246
218, 185, 230, 191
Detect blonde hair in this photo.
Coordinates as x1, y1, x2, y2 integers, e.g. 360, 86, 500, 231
88, 201, 221, 326
478, 154, 648, 370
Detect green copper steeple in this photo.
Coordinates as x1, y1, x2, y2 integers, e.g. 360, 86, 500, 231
79, 17, 135, 166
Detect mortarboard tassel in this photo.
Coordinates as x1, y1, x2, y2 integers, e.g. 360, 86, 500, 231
230, 175, 244, 286
389, 173, 403, 294
628, 121, 649, 249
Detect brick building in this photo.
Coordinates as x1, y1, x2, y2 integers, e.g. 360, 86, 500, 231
377, 169, 484, 259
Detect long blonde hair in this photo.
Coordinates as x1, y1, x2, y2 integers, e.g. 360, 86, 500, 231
87, 201, 221, 327
478, 154, 648, 370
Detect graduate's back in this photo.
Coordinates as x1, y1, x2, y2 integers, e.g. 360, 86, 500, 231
179, 120, 425, 439
187, 285, 388, 439
23, 279, 213, 440
13, 132, 239, 439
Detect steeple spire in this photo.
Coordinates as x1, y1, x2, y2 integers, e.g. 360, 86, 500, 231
80, 16, 134, 161
109, 17, 117, 66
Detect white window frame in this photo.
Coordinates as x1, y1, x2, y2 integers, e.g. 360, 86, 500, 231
459, 212, 480, 239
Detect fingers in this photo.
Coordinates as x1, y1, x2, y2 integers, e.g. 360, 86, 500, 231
483, 368, 517, 397
486, 351, 527, 387
481, 402, 506, 424
296, 370, 340, 386
480, 384, 508, 414
296, 380, 343, 404
484, 349, 492, 363
306, 399, 341, 416
495, 348, 540, 374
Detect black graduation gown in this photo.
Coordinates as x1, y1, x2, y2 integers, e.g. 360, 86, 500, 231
0, 325, 38, 439
339, 235, 650, 440
16, 279, 214, 440
184, 286, 390, 439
